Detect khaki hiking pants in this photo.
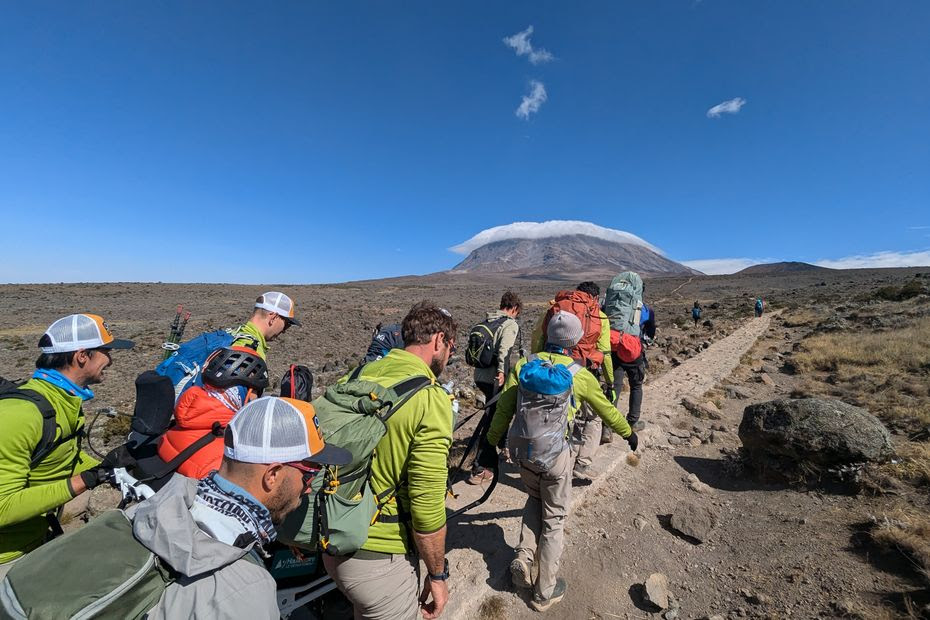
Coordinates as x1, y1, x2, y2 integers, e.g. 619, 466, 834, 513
571, 404, 601, 473
516, 448, 573, 600
323, 551, 419, 620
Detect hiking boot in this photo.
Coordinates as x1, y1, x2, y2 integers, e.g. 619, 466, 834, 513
510, 558, 532, 589
600, 427, 613, 445
632, 421, 646, 431
531, 578, 567, 612
572, 464, 591, 480
467, 468, 494, 485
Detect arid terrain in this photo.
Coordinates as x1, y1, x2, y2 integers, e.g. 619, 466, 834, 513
1, 266, 928, 619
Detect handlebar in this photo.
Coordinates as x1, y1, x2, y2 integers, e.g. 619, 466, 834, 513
107, 467, 156, 504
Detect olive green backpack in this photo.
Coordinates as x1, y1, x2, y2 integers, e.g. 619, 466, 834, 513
277, 370, 434, 556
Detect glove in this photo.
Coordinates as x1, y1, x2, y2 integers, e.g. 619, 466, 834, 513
605, 388, 617, 404
80, 467, 111, 490
476, 438, 499, 470
626, 432, 639, 452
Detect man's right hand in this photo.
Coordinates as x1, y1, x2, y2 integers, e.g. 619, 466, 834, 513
419, 576, 449, 619
626, 432, 639, 452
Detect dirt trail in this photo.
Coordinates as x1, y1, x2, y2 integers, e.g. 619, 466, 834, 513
443, 314, 775, 619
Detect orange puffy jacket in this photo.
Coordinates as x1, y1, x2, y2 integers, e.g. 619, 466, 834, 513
157, 385, 240, 479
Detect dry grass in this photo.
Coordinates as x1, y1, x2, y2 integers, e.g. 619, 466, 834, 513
477, 595, 508, 620
781, 307, 823, 328
883, 443, 930, 487
872, 505, 930, 585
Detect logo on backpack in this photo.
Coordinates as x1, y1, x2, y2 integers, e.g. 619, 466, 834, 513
464, 316, 509, 369
507, 355, 582, 471
604, 271, 644, 337
541, 291, 604, 368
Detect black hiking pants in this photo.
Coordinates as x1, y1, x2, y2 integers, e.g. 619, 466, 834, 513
472, 380, 498, 475
612, 352, 646, 425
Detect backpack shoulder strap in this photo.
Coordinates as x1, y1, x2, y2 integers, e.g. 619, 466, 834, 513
139, 422, 225, 481
381, 375, 434, 423
349, 363, 366, 382
0, 387, 68, 468
566, 362, 584, 377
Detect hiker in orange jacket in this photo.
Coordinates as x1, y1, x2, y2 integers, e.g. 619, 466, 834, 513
158, 347, 268, 479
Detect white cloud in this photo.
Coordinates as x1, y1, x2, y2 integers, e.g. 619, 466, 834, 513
516, 80, 547, 120
908, 226, 930, 230
706, 97, 747, 118
815, 249, 930, 270
503, 26, 554, 65
450, 220, 661, 255
681, 258, 769, 275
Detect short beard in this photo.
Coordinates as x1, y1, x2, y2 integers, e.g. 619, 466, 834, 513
265, 478, 300, 525
429, 354, 446, 378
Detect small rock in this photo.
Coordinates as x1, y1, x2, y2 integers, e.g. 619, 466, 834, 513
633, 516, 648, 531
644, 573, 670, 609
689, 481, 713, 494
670, 500, 719, 542
685, 473, 699, 483
668, 436, 684, 446
709, 431, 722, 444
724, 385, 752, 400
681, 396, 723, 420
689, 436, 702, 447
663, 609, 679, 620
748, 593, 771, 605
758, 373, 776, 386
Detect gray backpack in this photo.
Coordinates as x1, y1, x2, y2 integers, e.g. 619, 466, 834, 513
507, 355, 582, 471
604, 271, 644, 336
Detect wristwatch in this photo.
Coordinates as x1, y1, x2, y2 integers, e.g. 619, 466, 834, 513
428, 558, 450, 581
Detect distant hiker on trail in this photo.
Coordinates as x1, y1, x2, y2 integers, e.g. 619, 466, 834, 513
604, 271, 648, 430
479, 311, 636, 612
465, 291, 522, 485
232, 291, 302, 360
323, 302, 458, 620
755, 297, 765, 318
641, 302, 657, 346
1, 396, 351, 619
0, 314, 135, 578
157, 347, 269, 479
363, 322, 405, 363
692, 301, 702, 327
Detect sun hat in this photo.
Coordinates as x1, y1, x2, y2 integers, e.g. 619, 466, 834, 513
38, 314, 135, 354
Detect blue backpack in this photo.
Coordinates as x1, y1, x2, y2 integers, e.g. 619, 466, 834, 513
692, 306, 702, 320
155, 329, 257, 404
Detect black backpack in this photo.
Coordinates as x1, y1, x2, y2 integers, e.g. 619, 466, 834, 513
0, 377, 80, 468
363, 323, 404, 363
464, 316, 509, 369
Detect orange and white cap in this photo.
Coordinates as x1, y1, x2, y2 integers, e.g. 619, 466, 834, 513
255, 292, 300, 326
39, 314, 135, 354
224, 396, 351, 466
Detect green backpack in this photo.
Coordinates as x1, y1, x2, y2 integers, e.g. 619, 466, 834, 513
604, 271, 644, 337
1, 511, 173, 620
277, 370, 434, 556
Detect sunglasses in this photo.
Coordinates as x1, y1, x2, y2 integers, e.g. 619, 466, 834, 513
284, 461, 323, 490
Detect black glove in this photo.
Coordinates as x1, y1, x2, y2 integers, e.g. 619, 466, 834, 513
100, 444, 137, 470
476, 438, 499, 470
80, 467, 110, 490
626, 432, 639, 452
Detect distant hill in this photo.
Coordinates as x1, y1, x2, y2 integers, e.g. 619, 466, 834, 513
737, 261, 831, 275
448, 234, 701, 278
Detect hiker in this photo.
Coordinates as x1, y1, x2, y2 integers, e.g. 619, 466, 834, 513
0, 314, 135, 578
692, 301, 702, 327
156, 346, 269, 479
323, 301, 457, 620
232, 291, 302, 359
1, 396, 351, 618
604, 272, 648, 430
479, 311, 637, 612
466, 291, 522, 485
363, 322, 405, 363
754, 298, 765, 318
641, 302, 657, 346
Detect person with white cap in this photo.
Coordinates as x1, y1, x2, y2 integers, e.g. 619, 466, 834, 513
0, 314, 135, 576
232, 291, 301, 360
0, 396, 352, 618
480, 311, 637, 612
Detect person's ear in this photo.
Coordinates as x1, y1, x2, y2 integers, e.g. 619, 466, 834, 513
431, 332, 444, 353
73, 349, 91, 367
263, 463, 284, 492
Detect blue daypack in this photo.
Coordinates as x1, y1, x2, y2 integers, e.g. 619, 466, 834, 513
155, 329, 256, 403
692, 306, 702, 320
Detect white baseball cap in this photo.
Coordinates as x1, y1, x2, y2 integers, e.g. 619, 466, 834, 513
255, 292, 300, 326
224, 396, 351, 466
39, 314, 135, 354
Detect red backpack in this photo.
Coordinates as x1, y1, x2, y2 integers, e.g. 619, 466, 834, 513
542, 290, 604, 368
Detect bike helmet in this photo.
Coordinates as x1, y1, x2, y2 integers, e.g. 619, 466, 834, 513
203, 346, 269, 392
280, 364, 314, 402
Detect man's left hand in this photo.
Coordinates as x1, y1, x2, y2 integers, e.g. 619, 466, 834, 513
496, 372, 505, 386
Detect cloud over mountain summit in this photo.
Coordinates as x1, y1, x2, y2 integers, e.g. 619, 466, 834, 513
450, 220, 661, 255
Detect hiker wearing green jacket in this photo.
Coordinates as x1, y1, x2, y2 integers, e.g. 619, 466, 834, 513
323, 301, 457, 620
481, 312, 636, 612
232, 291, 302, 359
0, 314, 134, 577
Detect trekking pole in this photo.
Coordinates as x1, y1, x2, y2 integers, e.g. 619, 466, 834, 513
176, 310, 191, 342
446, 409, 500, 521
162, 305, 183, 360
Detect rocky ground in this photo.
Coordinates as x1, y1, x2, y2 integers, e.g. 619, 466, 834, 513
1, 267, 927, 618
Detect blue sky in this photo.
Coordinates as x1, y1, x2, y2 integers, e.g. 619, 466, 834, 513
1, 1, 928, 282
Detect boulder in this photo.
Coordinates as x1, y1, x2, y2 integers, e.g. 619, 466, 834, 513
682, 397, 723, 420
669, 501, 718, 542
739, 399, 894, 477
644, 573, 670, 609
724, 385, 752, 400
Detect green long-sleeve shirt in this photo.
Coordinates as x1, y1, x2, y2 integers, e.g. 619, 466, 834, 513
347, 349, 453, 554
231, 321, 268, 360
487, 351, 632, 447
0, 379, 99, 564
